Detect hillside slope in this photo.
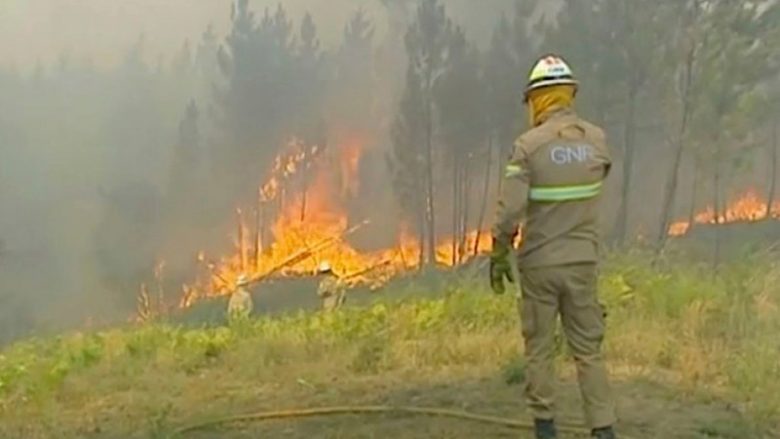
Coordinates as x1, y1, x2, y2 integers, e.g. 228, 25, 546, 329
1, 253, 778, 438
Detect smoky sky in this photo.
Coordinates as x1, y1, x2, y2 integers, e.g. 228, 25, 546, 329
0, 0, 533, 69
1, 0, 772, 346
0, 1, 384, 68
0, 0, 530, 342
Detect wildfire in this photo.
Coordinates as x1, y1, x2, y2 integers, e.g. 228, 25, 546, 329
260, 138, 320, 202
339, 135, 363, 197
668, 189, 780, 236
169, 136, 778, 312
181, 200, 493, 307
175, 136, 494, 309
137, 259, 168, 321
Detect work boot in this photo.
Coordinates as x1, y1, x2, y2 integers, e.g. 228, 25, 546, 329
534, 418, 557, 439
591, 426, 616, 439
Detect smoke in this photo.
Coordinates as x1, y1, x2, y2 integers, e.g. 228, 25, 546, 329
8, 0, 768, 344
0, 1, 389, 69
0, 1, 526, 342
0, 1, 530, 69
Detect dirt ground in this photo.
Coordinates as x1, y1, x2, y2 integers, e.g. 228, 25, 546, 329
159, 275, 766, 439
175, 372, 753, 439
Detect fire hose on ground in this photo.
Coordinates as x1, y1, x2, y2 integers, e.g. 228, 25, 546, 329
167, 404, 642, 438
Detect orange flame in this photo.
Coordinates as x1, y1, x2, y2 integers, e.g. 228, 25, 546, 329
339, 135, 363, 197
668, 189, 780, 236
160, 132, 778, 314
172, 135, 499, 308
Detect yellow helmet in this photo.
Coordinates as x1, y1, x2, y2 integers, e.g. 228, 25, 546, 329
236, 274, 250, 287
524, 54, 578, 102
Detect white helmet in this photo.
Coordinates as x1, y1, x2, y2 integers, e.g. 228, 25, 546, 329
524, 54, 578, 102
236, 274, 250, 287
317, 261, 332, 274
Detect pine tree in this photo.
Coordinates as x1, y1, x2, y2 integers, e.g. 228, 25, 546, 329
542, 0, 669, 244
401, 0, 453, 265
609, 0, 668, 245
388, 66, 427, 266
294, 12, 325, 146
485, 13, 520, 156
690, 1, 778, 268
435, 25, 487, 263
656, 0, 780, 260
172, 40, 193, 77
333, 8, 376, 135
331, 9, 377, 207
215, 1, 299, 200
540, 1, 620, 127
196, 25, 220, 83
169, 100, 202, 209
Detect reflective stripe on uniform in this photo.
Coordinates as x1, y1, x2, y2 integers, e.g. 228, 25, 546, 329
504, 164, 523, 178
529, 181, 602, 201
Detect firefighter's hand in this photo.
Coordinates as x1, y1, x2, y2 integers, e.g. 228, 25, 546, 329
489, 257, 511, 295
489, 236, 514, 295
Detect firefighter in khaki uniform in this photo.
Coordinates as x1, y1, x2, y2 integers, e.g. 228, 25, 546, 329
228, 274, 254, 321
317, 261, 346, 311
490, 54, 617, 439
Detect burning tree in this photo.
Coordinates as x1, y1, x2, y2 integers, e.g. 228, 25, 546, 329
178, 138, 422, 307
135, 0, 780, 317
330, 9, 381, 219
657, 0, 779, 263
389, 67, 428, 268
214, 2, 306, 202
435, 25, 488, 265
388, 0, 453, 267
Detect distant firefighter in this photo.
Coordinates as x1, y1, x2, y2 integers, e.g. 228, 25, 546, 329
316, 261, 346, 312
227, 274, 254, 321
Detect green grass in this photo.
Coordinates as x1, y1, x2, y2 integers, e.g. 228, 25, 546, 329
0, 251, 779, 437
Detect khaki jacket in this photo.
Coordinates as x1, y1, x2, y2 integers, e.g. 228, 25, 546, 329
317, 275, 345, 299
318, 275, 346, 311
493, 108, 611, 268
228, 287, 254, 319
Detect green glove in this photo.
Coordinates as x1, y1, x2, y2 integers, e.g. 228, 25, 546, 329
489, 236, 515, 295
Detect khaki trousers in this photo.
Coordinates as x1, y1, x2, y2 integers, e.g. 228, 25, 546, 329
518, 263, 616, 429
322, 291, 346, 311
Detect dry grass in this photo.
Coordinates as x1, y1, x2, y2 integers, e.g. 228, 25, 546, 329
0, 252, 778, 438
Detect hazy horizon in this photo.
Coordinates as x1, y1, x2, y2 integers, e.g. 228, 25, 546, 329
0, 0, 526, 340
0, 0, 390, 70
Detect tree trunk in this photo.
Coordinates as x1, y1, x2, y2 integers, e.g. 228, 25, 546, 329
254, 198, 262, 271
259, 202, 268, 272
279, 186, 286, 214
460, 162, 471, 263
766, 123, 778, 219
451, 155, 459, 266
655, 45, 695, 255
237, 208, 247, 273
687, 158, 699, 228
709, 125, 725, 274
712, 146, 722, 273
474, 135, 494, 256
656, 128, 688, 252
300, 163, 309, 222
615, 87, 637, 245
458, 162, 466, 263
417, 191, 426, 269
423, 94, 436, 267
